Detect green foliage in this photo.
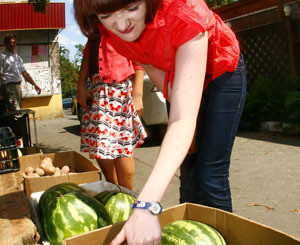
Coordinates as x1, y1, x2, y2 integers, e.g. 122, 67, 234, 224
59, 45, 79, 98
284, 76, 300, 125
28, 0, 49, 13
205, 0, 239, 8
241, 75, 300, 131
73, 44, 85, 70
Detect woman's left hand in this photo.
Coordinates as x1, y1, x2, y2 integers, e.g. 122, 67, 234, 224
110, 209, 161, 245
132, 94, 143, 118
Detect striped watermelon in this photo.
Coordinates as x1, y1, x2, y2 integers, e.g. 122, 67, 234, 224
95, 191, 136, 224
160, 220, 227, 245
39, 183, 112, 245
39, 182, 87, 213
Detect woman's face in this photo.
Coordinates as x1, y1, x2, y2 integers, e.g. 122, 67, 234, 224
97, 0, 147, 42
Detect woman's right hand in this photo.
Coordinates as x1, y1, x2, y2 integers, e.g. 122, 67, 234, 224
111, 209, 161, 245
77, 83, 92, 112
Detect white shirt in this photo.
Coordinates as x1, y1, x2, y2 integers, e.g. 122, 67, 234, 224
0, 50, 25, 85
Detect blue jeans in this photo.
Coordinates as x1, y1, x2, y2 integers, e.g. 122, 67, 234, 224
179, 55, 247, 212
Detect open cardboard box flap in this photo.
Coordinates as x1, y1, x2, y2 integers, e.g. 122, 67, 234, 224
64, 203, 300, 245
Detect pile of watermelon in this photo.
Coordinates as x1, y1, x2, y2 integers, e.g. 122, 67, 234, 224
38, 183, 227, 245
38, 183, 136, 245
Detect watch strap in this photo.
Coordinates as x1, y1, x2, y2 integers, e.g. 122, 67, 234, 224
132, 201, 150, 210
132, 201, 162, 215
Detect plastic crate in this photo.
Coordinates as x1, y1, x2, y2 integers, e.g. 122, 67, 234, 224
0, 127, 20, 174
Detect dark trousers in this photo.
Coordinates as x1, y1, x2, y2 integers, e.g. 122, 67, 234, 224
0, 82, 22, 111
179, 55, 247, 212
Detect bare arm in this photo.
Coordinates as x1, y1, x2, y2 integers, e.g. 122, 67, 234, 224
22, 71, 41, 94
112, 31, 208, 244
131, 69, 144, 117
77, 57, 92, 112
139, 31, 208, 201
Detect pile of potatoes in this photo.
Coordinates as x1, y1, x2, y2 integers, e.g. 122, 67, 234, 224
23, 157, 74, 178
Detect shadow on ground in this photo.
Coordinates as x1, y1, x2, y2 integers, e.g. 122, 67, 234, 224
63, 125, 81, 137
237, 130, 300, 147
38, 144, 71, 154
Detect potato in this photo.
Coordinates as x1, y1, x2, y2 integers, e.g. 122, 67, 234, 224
40, 161, 52, 170
35, 167, 45, 176
43, 165, 56, 175
25, 167, 35, 175
40, 157, 53, 166
53, 170, 61, 176
33, 173, 40, 177
61, 165, 70, 175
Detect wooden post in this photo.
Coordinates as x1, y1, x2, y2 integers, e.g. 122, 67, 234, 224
284, 7, 296, 76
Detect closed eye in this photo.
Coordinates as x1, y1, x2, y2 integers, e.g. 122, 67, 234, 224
127, 5, 138, 12
99, 14, 110, 20
127, 1, 141, 12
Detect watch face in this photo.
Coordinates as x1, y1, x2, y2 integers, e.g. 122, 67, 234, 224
149, 202, 162, 215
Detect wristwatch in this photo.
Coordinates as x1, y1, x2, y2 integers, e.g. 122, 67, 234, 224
132, 201, 163, 215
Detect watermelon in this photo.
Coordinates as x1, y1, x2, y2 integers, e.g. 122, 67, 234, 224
39, 182, 87, 213
39, 183, 112, 245
160, 220, 227, 245
95, 190, 136, 224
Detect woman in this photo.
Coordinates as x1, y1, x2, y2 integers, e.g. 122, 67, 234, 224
74, 0, 247, 243
78, 35, 146, 190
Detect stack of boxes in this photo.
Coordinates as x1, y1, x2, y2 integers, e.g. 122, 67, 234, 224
0, 126, 20, 174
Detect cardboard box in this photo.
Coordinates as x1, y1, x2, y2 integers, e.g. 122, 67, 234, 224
65, 203, 300, 245
20, 145, 42, 156
29, 180, 138, 245
20, 151, 101, 198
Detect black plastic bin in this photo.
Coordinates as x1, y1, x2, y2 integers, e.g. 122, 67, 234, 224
0, 127, 20, 174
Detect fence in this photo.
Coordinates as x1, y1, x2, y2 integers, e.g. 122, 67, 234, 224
218, 2, 300, 89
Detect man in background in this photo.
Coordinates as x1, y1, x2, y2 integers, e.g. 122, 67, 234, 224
0, 33, 41, 111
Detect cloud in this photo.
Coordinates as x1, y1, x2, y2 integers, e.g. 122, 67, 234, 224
53, 0, 87, 60
57, 33, 77, 46
69, 24, 82, 36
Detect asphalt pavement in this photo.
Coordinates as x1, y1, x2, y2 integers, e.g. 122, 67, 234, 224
33, 109, 300, 240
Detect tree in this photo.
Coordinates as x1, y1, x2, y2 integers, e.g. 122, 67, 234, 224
60, 45, 79, 98
206, 0, 239, 8
28, 0, 49, 13
74, 44, 85, 70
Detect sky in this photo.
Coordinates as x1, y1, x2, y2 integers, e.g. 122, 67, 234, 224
55, 0, 87, 61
